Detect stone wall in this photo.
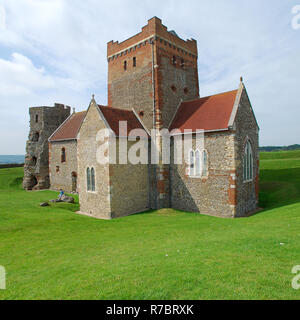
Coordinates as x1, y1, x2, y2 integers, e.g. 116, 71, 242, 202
77, 101, 111, 219
49, 140, 78, 193
109, 139, 149, 218
170, 131, 236, 218
23, 104, 70, 190
234, 88, 259, 216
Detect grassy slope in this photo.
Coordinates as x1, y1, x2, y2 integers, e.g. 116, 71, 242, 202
0, 151, 300, 300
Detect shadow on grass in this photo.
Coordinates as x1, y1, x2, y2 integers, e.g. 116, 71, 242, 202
50, 201, 80, 213
259, 167, 300, 211
9, 177, 23, 189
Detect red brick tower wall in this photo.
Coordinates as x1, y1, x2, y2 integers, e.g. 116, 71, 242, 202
153, 18, 199, 129
107, 17, 199, 130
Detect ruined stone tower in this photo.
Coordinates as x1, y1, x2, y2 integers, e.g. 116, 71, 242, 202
107, 17, 199, 208
23, 103, 70, 190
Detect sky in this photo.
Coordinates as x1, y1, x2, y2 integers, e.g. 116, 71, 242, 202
0, 0, 299, 154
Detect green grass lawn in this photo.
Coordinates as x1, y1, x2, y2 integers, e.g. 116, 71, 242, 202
0, 151, 300, 299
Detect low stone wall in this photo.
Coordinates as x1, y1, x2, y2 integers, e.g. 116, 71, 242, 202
0, 163, 24, 169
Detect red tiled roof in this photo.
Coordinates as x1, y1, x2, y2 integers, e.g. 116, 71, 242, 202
49, 111, 86, 141
169, 89, 238, 132
98, 106, 147, 137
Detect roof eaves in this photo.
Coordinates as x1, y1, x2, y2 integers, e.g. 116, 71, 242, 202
170, 128, 229, 136
228, 84, 243, 128
48, 112, 73, 142
50, 138, 77, 143
131, 108, 150, 136
168, 98, 183, 130
97, 105, 116, 137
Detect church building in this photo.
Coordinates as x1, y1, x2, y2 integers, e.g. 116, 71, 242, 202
23, 17, 259, 219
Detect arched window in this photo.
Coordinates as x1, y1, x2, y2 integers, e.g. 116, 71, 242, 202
61, 148, 66, 163
243, 141, 253, 182
91, 167, 95, 192
195, 149, 201, 176
86, 167, 91, 191
202, 150, 208, 176
188, 149, 208, 178
189, 150, 195, 176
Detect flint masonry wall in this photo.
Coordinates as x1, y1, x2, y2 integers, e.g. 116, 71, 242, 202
109, 139, 149, 218
234, 89, 259, 216
170, 131, 236, 218
49, 140, 78, 193
77, 102, 111, 219
23, 104, 70, 190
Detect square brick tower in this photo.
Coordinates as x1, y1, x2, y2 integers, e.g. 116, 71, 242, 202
107, 17, 199, 130
107, 17, 199, 209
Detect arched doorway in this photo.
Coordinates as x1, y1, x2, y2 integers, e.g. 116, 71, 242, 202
71, 172, 77, 193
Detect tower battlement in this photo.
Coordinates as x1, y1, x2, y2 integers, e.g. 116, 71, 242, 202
107, 17, 197, 60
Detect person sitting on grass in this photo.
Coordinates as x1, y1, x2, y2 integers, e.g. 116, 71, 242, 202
58, 189, 64, 200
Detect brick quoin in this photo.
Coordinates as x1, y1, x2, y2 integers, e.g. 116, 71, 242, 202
255, 159, 259, 199
157, 180, 165, 194
228, 171, 237, 205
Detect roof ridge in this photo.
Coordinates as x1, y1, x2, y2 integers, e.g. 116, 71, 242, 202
74, 110, 86, 114
182, 89, 238, 104
98, 105, 134, 113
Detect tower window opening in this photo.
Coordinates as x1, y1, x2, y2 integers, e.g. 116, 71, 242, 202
133, 57, 136, 67
124, 60, 127, 71
32, 156, 37, 166
184, 87, 189, 94
35, 115, 38, 123
33, 132, 39, 142
171, 85, 177, 92
61, 147, 66, 163
181, 58, 185, 68
172, 56, 177, 65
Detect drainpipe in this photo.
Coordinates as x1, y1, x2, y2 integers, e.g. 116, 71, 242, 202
150, 40, 156, 131
150, 39, 158, 209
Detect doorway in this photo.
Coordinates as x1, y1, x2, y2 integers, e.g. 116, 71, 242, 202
71, 172, 77, 193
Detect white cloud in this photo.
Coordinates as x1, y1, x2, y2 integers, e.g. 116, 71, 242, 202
0, 5, 5, 30
0, 53, 56, 95
0, 0, 299, 153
